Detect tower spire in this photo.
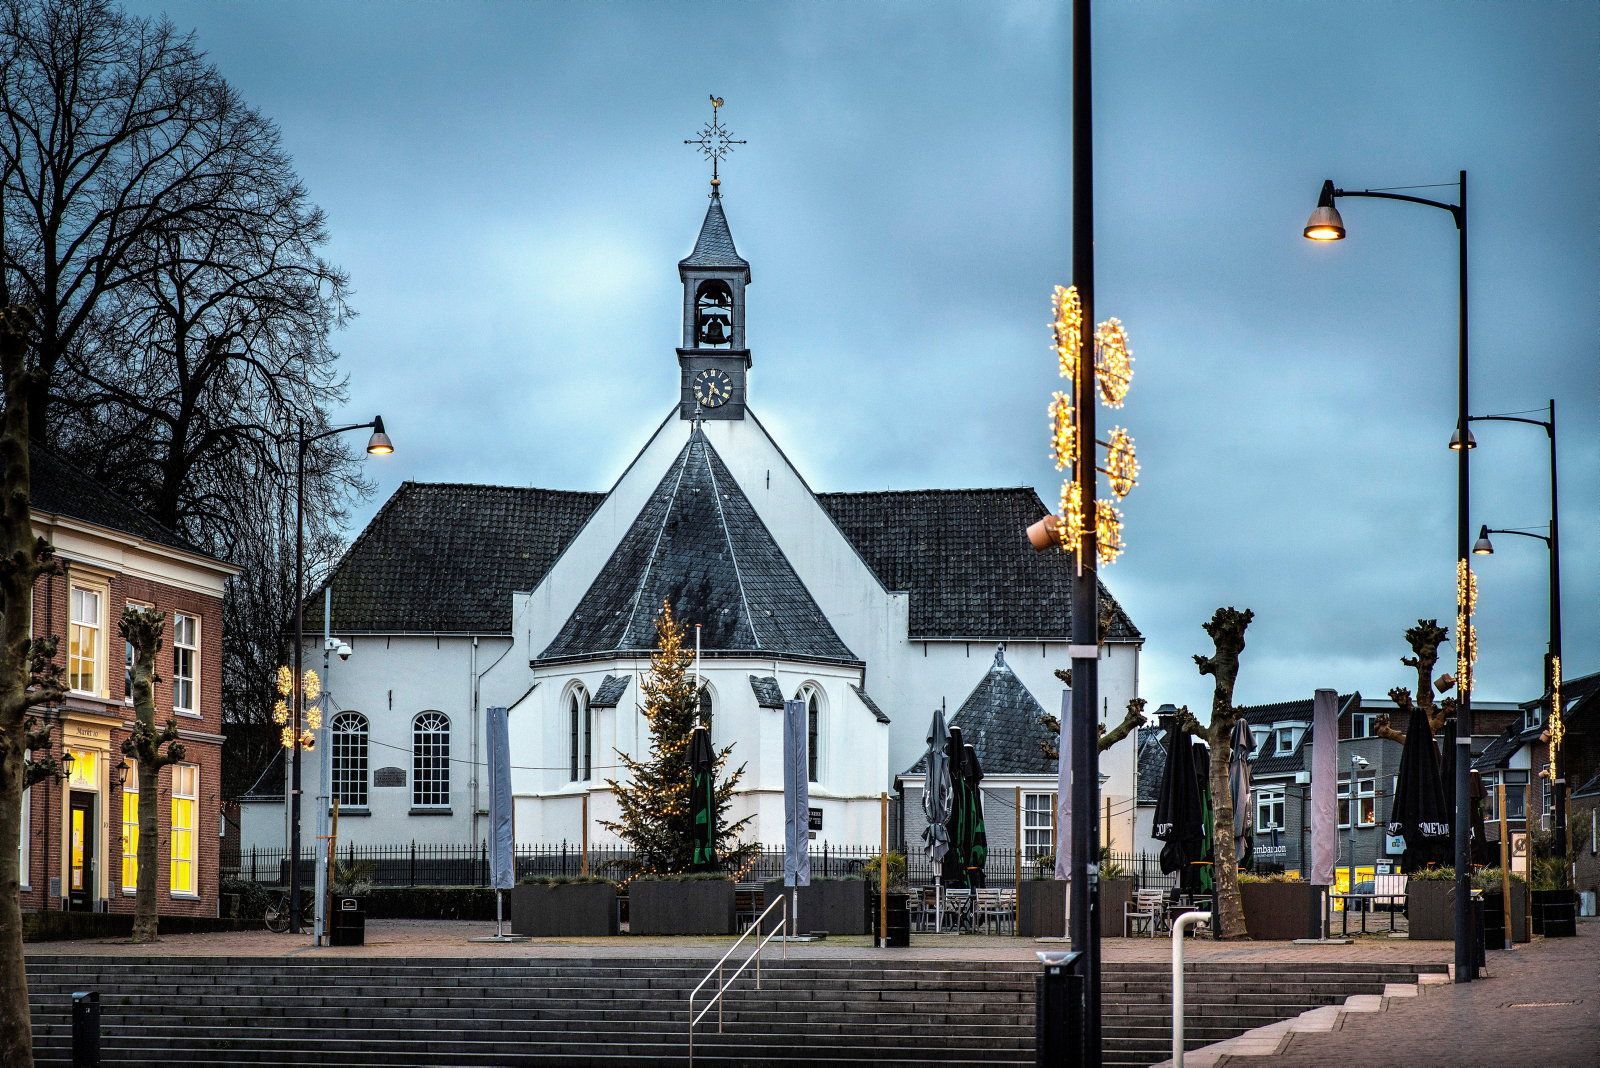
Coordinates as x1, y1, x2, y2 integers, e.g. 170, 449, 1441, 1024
684, 94, 745, 197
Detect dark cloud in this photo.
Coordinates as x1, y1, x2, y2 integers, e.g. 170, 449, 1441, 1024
144, 0, 1597, 716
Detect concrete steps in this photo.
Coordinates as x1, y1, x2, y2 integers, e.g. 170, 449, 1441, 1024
27, 954, 1445, 1067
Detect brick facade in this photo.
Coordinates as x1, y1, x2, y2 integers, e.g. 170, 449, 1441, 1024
19, 528, 232, 918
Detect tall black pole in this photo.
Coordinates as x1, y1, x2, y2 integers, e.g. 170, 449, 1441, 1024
1069, 0, 1102, 1059
1452, 169, 1473, 983
1547, 398, 1565, 859
289, 421, 306, 934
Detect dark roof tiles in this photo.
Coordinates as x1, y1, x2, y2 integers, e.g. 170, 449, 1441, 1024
679, 197, 749, 273
750, 675, 784, 709
850, 684, 891, 725
902, 648, 1054, 776
25, 444, 217, 559
817, 488, 1139, 642
590, 675, 631, 708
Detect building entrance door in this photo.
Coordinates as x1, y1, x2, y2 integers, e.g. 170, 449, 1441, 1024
68, 791, 96, 911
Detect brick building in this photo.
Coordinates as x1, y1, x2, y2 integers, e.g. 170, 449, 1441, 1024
17, 447, 238, 916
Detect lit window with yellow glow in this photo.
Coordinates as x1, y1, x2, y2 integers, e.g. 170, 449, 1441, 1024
69, 585, 102, 693
67, 749, 97, 790
121, 762, 138, 892
170, 764, 198, 896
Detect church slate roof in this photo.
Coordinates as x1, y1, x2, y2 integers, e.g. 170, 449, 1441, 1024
25, 444, 218, 560
679, 196, 750, 275
816, 488, 1140, 643
316, 482, 603, 633
589, 675, 631, 708
1136, 724, 1166, 804
538, 431, 858, 665
749, 675, 784, 709
901, 648, 1053, 776
850, 684, 892, 724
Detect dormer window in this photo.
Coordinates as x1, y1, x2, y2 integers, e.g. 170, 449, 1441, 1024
695, 280, 733, 347
1271, 722, 1307, 757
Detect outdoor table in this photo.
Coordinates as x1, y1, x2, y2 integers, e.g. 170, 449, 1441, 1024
1330, 892, 1404, 935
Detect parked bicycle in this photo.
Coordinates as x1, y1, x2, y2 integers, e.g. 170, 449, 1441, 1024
264, 891, 313, 933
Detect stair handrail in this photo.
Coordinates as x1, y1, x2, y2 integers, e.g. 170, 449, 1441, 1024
688, 893, 788, 1063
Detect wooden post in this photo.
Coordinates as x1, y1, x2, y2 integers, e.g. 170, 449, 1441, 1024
1497, 783, 1511, 948
580, 792, 590, 877
878, 792, 889, 947
1014, 786, 1022, 889
1105, 795, 1112, 853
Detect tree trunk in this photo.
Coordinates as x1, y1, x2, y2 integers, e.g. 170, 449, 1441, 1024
1194, 607, 1253, 942
122, 608, 174, 945
0, 743, 32, 1067
131, 760, 161, 944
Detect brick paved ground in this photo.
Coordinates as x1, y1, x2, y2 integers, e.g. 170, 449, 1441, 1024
25, 918, 1452, 965
1220, 922, 1599, 1068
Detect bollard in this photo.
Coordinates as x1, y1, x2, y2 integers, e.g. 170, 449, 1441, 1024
1035, 950, 1084, 1066
72, 990, 100, 1068
1170, 911, 1212, 1067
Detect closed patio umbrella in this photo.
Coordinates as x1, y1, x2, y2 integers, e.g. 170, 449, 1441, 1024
1152, 721, 1205, 884
1229, 718, 1255, 866
920, 708, 953, 931
960, 742, 988, 890
1193, 742, 1215, 895
1388, 704, 1451, 871
689, 726, 717, 871
942, 726, 970, 886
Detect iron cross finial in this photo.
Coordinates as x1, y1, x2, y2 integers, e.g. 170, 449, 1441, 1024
684, 94, 745, 196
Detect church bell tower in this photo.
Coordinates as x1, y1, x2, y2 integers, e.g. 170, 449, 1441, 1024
678, 97, 750, 420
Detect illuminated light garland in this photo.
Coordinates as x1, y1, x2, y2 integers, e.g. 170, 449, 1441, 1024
1049, 392, 1076, 471
1094, 318, 1133, 408
1455, 559, 1478, 693
1052, 285, 1082, 380
301, 669, 321, 703
1056, 480, 1084, 551
272, 699, 289, 726
276, 666, 294, 697
1549, 655, 1564, 754
1095, 499, 1125, 565
1104, 426, 1139, 499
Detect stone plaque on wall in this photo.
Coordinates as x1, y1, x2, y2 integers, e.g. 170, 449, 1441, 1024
374, 767, 406, 788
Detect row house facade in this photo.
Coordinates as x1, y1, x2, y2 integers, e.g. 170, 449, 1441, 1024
18, 447, 237, 916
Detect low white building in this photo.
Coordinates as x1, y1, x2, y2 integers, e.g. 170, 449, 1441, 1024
241, 183, 1144, 858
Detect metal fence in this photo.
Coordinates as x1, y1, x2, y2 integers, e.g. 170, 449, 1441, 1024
226, 841, 1175, 891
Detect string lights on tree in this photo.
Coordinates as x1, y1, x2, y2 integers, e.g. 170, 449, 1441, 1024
1033, 284, 1139, 566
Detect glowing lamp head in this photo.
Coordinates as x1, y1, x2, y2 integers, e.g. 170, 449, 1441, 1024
366, 415, 394, 456
1303, 180, 1345, 241
1449, 426, 1476, 451
1473, 526, 1494, 556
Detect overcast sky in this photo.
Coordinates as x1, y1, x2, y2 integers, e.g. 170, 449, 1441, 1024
138, 0, 1597, 719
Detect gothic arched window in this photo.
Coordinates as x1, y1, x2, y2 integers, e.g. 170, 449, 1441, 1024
695, 280, 733, 347
568, 687, 591, 782
798, 684, 823, 783
698, 686, 714, 742
412, 711, 450, 808
331, 712, 368, 808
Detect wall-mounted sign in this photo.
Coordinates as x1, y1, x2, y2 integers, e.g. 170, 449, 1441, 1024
373, 767, 405, 788
1384, 834, 1406, 856
808, 807, 823, 832
1510, 831, 1529, 875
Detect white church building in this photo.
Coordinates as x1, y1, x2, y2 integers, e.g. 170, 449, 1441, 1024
240, 184, 1144, 857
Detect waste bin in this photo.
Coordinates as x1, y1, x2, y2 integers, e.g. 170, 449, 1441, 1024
72, 990, 100, 1067
330, 897, 365, 946
873, 892, 910, 948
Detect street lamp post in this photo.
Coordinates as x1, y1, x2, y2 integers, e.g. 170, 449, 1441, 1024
1304, 172, 1477, 982
1468, 398, 1564, 857
287, 416, 392, 934
1348, 754, 1369, 908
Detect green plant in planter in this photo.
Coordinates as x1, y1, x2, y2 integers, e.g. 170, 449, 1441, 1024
862, 851, 907, 890
1408, 866, 1457, 881
331, 860, 375, 897
1031, 853, 1056, 880
632, 871, 734, 883
519, 874, 616, 887
1470, 867, 1526, 892
1099, 845, 1128, 879
1239, 871, 1304, 884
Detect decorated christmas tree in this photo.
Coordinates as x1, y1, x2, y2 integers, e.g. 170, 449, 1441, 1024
603, 602, 754, 874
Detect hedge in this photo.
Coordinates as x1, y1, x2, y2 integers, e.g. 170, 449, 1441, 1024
356, 885, 499, 920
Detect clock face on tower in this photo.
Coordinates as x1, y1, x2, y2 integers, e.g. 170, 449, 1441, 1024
692, 367, 734, 409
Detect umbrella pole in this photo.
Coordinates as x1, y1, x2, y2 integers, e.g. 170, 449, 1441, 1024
495, 889, 503, 940
935, 874, 942, 934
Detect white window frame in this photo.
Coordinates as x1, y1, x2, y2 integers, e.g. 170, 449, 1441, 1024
412, 711, 451, 808
1022, 791, 1056, 861
1338, 778, 1351, 829
69, 582, 106, 697
798, 683, 824, 784
18, 786, 28, 891
1352, 713, 1377, 740
1255, 786, 1285, 832
331, 711, 370, 808
169, 763, 198, 898
172, 613, 198, 716
1355, 776, 1376, 827
121, 761, 138, 894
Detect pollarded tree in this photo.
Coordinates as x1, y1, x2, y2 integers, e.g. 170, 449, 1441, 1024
602, 602, 755, 874
120, 607, 185, 944
1191, 607, 1255, 942
1373, 619, 1457, 744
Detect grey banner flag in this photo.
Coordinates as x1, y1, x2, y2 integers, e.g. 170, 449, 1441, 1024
1055, 688, 1072, 882
1310, 689, 1338, 885
783, 699, 811, 887
486, 705, 514, 891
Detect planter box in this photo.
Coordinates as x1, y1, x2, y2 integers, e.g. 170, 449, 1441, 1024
1532, 888, 1578, 938
510, 882, 618, 937
1481, 885, 1530, 947
1406, 879, 1457, 940
1241, 881, 1322, 940
628, 879, 735, 935
1016, 877, 1132, 937
762, 879, 869, 935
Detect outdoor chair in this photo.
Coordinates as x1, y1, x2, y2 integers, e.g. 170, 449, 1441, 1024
976, 888, 1013, 934
942, 887, 974, 931
1372, 873, 1408, 912
1124, 888, 1164, 937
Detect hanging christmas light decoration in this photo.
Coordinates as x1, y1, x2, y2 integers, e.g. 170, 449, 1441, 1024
1549, 655, 1564, 754
1455, 559, 1478, 693
1095, 499, 1124, 565
1052, 284, 1082, 380
1049, 391, 1076, 471
276, 665, 294, 698
1103, 427, 1139, 499
271, 666, 323, 749
1056, 480, 1084, 553
1093, 318, 1133, 408
272, 699, 290, 726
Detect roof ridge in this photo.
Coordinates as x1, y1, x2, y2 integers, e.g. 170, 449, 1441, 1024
398, 480, 603, 496
817, 486, 1044, 498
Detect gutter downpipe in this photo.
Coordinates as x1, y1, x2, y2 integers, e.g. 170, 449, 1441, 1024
470, 637, 479, 846
1171, 911, 1212, 1067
